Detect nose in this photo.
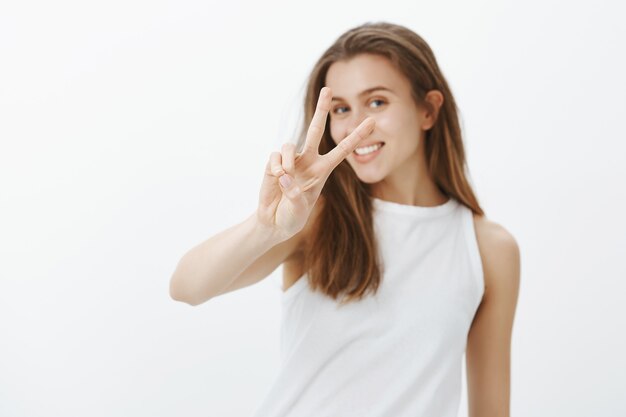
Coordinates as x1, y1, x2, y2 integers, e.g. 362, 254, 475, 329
346, 112, 370, 138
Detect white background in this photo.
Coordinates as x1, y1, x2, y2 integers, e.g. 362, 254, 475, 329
1, 0, 625, 416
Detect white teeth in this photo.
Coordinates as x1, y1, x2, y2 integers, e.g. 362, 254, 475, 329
354, 142, 383, 155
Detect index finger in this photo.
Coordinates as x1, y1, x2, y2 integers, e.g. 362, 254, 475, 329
324, 117, 376, 169
302, 87, 332, 154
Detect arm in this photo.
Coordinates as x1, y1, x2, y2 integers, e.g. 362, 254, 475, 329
466, 216, 521, 417
169, 86, 374, 307
169, 211, 295, 306
169, 194, 322, 306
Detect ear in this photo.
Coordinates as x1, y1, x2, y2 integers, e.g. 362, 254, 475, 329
421, 89, 444, 130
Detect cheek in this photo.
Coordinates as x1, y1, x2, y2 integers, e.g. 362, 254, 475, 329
329, 120, 340, 145
371, 114, 397, 139
382, 111, 421, 142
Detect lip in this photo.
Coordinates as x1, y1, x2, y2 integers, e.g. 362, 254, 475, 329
355, 141, 385, 149
353, 142, 384, 163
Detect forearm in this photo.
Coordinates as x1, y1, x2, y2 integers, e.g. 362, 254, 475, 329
169, 211, 282, 305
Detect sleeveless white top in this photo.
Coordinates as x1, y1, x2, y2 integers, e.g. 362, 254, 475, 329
251, 196, 485, 417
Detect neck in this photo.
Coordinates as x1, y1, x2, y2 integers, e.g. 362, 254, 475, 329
370, 153, 448, 207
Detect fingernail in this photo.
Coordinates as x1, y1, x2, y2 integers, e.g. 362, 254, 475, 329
279, 174, 292, 188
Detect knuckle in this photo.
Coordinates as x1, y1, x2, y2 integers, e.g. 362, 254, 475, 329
316, 100, 330, 111
336, 141, 349, 156
308, 125, 322, 136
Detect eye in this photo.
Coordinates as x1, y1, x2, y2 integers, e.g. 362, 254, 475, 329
332, 99, 386, 115
370, 99, 386, 108
333, 106, 348, 115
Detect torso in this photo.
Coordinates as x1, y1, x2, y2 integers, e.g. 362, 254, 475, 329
282, 203, 496, 297
283, 250, 306, 291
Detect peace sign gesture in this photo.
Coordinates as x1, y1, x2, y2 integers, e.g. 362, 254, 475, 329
257, 86, 376, 242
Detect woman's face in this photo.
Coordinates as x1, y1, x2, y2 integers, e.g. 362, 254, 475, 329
326, 53, 430, 184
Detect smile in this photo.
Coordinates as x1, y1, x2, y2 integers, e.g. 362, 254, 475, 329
354, 142, 384, 155
353, 142, 385, 163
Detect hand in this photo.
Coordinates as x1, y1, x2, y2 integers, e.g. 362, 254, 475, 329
257, 86, 376, 241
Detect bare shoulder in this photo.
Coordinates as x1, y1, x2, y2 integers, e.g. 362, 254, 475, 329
472, 213, 521, 296
282, 195, 326, 291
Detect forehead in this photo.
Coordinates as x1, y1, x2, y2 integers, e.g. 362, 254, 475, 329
325, 53, 408, 96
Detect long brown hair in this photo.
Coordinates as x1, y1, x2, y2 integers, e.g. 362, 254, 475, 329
295, 21, 484, 306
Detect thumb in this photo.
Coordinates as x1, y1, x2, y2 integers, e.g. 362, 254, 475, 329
279, 174, 301, 199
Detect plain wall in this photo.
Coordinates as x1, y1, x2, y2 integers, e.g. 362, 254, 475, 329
1, 0, 625, 416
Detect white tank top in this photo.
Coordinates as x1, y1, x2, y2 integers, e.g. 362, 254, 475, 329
251, 196, 485, 417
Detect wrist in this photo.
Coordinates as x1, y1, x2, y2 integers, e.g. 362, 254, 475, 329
248, 211, 286, 246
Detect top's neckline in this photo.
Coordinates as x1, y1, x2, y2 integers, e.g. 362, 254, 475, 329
371, 196, 457, 217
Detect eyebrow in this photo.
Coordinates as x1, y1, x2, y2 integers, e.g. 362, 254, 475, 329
330, 86, 394, 102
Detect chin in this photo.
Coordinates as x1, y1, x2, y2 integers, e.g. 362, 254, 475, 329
353, 169, 386, 184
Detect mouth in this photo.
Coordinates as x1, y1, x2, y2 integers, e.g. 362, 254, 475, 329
352, 141, 385, 163
353, 141, 385, 156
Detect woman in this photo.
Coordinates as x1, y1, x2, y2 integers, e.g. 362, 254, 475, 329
170, 21, 520, 417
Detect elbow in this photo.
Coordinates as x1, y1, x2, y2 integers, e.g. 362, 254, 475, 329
170, 282, 203, 306
170, 278, 203, 307
169, 255, 196, 305
169, 277, 189, 304
169, 273, 204, 306
169, 256, 215, 306
169, 274, 213, 306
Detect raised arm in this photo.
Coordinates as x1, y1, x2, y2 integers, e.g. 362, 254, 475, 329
169, 211, 287, 306
169, 86, 376, 306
